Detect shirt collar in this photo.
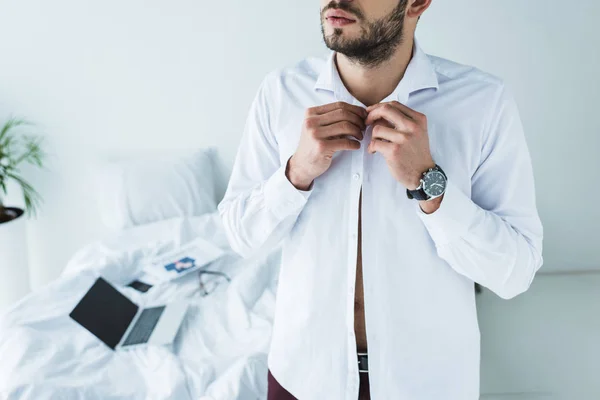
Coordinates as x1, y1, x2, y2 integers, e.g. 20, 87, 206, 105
314, 37, 439, 103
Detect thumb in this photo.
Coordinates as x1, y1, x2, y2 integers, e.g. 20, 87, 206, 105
368, 140, 375, 154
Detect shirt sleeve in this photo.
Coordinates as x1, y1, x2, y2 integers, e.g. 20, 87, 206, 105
416, 84, 544, 299
218, 75, 313, 259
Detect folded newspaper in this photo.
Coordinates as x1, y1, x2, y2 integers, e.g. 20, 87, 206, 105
138, 238, 226, 285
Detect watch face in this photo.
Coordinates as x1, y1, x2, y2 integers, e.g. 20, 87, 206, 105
422, 171, 446, 197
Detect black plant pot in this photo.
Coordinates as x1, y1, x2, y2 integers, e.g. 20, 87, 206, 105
0, 207, 24, 224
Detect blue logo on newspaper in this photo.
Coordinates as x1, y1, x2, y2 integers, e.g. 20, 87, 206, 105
165, 257, 196, 274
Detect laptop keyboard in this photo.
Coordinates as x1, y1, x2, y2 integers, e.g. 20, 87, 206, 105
122, 306, 166, 346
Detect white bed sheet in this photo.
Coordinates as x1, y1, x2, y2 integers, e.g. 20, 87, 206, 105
0, 212, 280, 400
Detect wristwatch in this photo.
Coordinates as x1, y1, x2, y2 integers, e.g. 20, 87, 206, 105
406, 164, 447, 201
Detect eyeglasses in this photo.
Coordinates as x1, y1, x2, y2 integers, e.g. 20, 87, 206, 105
198, 270, 231, 296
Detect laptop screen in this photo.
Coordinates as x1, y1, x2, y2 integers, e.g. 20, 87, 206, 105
69, 277, 139, 349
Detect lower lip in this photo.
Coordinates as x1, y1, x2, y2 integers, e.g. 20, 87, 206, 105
327, 17, 356, 27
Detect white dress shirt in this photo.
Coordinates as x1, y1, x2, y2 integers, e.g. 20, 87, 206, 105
218, 38, 544, 400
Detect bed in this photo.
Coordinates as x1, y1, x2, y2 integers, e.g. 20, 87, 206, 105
0, 149, 279, 400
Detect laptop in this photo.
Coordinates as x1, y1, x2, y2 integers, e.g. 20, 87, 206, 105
69, 277, 188, 350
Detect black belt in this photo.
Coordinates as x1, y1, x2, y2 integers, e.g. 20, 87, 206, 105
357, 352, 368, 373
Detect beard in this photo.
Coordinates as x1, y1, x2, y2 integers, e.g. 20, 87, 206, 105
320, 0, 408, 68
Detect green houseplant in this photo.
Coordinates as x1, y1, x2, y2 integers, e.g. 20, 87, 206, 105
0, 117, 45, 224
0, 116, 46, 309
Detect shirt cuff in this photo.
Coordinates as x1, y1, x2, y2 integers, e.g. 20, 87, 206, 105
264, 162, 313, 220
416, 178, 479, 248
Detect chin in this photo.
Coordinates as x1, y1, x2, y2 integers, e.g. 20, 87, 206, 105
325, 29, 359, 42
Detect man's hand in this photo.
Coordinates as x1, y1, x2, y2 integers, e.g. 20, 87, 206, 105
287, 101, 367, 190
365, 101, 435, 190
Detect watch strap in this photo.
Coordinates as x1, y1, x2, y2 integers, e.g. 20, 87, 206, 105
406, 187, 429, 200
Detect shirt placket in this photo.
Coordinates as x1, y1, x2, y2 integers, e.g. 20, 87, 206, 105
344, 95, 365, 399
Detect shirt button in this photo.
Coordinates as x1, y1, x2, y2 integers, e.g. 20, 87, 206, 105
353, 173, 360, 181
351, 233, 357, 240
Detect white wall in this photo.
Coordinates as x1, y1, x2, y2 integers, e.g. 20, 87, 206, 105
0, 2, 597, 283
478, 273, 600, 399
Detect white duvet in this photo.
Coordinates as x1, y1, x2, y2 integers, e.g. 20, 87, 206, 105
0, 213, 280, 400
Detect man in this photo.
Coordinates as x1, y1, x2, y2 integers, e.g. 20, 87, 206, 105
218, 0, 544, 398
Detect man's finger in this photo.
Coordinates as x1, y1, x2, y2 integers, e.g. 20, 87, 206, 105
366, 105, 416, 133
317, 108, 366, 130
310, 101, 367, 119
318, 121, 364, 141
372, 125, 406, 144
325, 138, 361, 153
366, 101, 417, 120
368, 138, 394, 155
387, 101, 422, 121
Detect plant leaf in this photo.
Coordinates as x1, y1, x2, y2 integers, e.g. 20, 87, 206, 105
15, 135, 46, 168
0, 117, 32, 144
0, 177, 6, 196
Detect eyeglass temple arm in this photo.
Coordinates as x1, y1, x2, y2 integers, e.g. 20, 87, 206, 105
199, 270, 232, 282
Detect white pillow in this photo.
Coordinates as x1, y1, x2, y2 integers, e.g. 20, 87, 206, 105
94, 148, 218, 230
